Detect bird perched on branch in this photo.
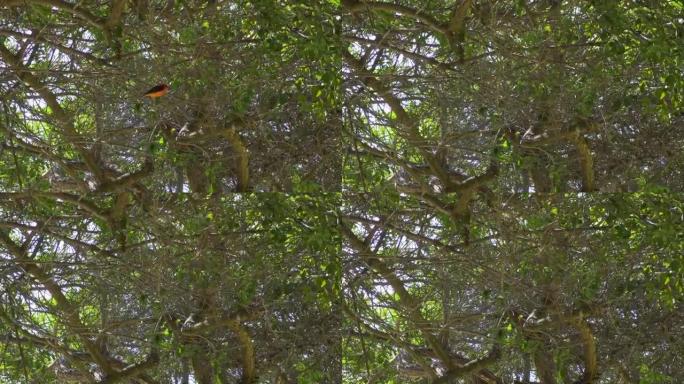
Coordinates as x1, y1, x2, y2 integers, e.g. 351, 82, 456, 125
143, 83, 170, 98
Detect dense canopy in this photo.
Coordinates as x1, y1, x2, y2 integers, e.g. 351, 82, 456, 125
0, 1, 682, 383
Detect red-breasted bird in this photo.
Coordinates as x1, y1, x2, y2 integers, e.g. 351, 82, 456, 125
143, 84, 169, 98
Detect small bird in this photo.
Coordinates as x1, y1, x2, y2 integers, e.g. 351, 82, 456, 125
143, 83, 170, 98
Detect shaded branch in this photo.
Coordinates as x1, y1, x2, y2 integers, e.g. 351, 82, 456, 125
342, 214, 465, 254
0, 221, 115, 258
344, 35, 458, 72
170, 307, 261, 384
570, 132, 595, 192
512, 123, 597, 192
445, 0, 472, 60
179, 307, 262, 334
340, 294, 439, 379
446, 0, 472, 36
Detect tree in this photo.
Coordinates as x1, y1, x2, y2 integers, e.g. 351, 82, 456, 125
1, 1, 682, 383
339, 1, 682, 383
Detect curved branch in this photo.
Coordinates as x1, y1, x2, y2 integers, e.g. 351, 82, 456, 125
0, 221, 114, 258
344, 35, 458, 71
0, 191, 110, 222
96, 157, 154, 193
340, 296, 439, 379
173, 307, 260, 384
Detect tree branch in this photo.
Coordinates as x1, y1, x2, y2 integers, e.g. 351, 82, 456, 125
0, 191, 110, 222
221, 124, 251, 192
571, 316, 598, 384
104, 0, 126, 30
226, 319, 256, 384
446, 0, 472, 36
433, 343, 501, 384
343, 35, 458, 72
445, 0, 472, 60
96, 157, 154, 193
570, 132, 595, 192
0, 231, 114, 377
99, 349, 160, 384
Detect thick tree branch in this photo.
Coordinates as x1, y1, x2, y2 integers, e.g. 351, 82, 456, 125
534, 346, 557, 384
570, 132, 595, 192
226, 319, 256, 384
104, 0, 126, 30
221, 124, 251, 192
512, 124, 597, 193
433, 343, 501, 384
2, 0, 105, 28
96, 157, 154, 193
171, 307, 260, 384
344, 35, 458, 72
445, 0, 472, 60
571, 316, 598, 384
446, 0, 472, 36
